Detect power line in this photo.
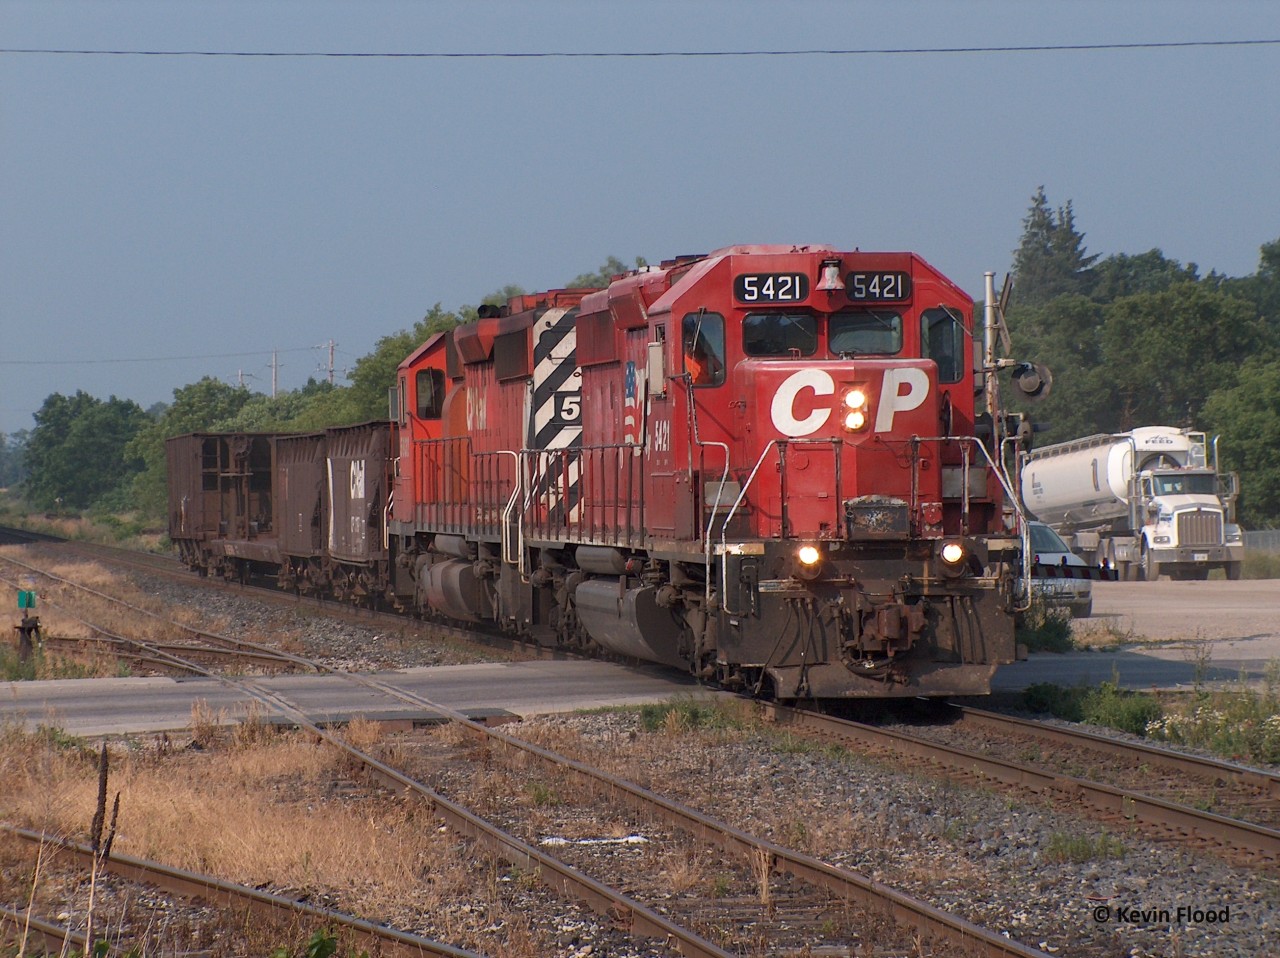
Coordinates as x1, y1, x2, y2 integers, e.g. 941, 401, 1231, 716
1, 39, 1278, 59
0, 346, 320, 367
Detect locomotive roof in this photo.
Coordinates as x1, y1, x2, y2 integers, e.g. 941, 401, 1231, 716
396, 330, 448, 372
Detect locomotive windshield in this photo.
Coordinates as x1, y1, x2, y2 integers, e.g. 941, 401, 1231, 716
742, 312, 818, 356
829, 309, 902, 356
921, 306, 965, 383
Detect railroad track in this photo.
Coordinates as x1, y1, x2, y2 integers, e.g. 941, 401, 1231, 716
33, 534, 557, 666
950, 705, 1280, 800
3, 544, 1056, 956
944, 704, 1280, 830
0, 553, 321, 676
8, 535, 1276, 951
39, 631, 305, 673
764, 703, 1280, 868
1, 825, 481, 957
10, 540, 1279, 869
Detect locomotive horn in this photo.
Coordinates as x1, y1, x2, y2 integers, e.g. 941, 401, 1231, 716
1012, 362, 1053, 401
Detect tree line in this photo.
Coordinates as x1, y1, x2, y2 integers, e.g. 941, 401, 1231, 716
2, 221, 1279, 529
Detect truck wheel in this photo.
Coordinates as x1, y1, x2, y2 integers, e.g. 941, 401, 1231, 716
1225, 562, 1243, 581
1142, 545, 1162, 582
1120, 562, 1139, 582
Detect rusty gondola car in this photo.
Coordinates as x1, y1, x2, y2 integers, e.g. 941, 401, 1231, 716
167, 432, 283, 580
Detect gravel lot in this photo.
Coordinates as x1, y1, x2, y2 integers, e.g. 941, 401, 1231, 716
1082, 580, 1280, 654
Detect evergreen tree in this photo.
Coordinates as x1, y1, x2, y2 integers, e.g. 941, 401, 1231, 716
1012, 187, 1098, 306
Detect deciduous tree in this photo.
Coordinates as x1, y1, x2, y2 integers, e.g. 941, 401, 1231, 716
1203, 358, 1280, 527
23, 392, 148, 510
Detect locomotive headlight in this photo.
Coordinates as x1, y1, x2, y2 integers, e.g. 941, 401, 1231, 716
841, 387, 869, 431
937, 539, 971, 578
795, 544, 823, 580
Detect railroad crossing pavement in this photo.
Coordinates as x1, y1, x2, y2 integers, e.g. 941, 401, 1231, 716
0, 659, 716, 739
992, 642, 1276, 693
5, 634, 1277, 741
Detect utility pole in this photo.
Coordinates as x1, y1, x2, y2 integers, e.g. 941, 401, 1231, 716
326, 340, 336, 385
270, 351, 280, 398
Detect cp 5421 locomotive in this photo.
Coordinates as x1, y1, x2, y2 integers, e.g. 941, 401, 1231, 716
169, 245, 1039, 698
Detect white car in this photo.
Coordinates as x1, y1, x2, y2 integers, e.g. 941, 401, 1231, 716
1025, 521, 1093, 618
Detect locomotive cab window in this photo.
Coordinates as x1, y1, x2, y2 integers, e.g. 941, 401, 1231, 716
828, 310, 901, 356
682, 311, 726, 386
742, 312, 817, 357
921, 307, 965, 384
391, 378, 404, 425
415, 368, 445, 420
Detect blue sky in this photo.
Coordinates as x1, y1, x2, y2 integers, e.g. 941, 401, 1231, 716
2, 0, 1278, 435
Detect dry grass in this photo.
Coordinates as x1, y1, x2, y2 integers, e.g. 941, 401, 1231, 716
0, 719, 558, 955
1, 705, 654, 956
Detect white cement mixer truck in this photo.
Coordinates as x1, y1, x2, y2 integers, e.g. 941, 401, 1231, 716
1020, 426, 1243, 581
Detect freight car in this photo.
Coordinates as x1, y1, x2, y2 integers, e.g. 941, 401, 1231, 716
169, 245, 1042, 699
167, 421, 400, 605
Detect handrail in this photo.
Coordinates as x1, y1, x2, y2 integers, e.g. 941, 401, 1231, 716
717, 437, 851, 616
718, 439, 782, 616
498, 449, 524, 576
918, 433, 1032, 611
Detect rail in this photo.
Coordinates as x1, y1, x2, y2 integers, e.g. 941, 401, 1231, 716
8, 573, 734, 958
349, 677, 1054, 958
3, 825, 480, 958
764, 703, 1280, 866
952, 705, 1280, 800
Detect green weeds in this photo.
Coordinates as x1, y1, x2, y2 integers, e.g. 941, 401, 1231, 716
1016, 599, 1076, 653
638, 697, 750, 733
1023, 681, 1161, 736
1145, 661, 1280, 763
1043, 830, 1125, 863
1024, 661, 1280, 764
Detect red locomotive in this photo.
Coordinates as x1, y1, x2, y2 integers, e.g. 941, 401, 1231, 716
169, 244, 1034, 698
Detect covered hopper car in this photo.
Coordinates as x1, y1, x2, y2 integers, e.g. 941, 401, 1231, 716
169, 245, 1037, 698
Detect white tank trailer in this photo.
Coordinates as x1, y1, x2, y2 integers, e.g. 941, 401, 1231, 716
1020, 426, 1243, 581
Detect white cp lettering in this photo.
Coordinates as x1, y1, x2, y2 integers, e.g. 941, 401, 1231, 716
770, 369, 835, 437
874, 368, 930, 431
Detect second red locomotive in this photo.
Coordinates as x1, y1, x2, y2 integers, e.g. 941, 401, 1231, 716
170, 244, 1032, 699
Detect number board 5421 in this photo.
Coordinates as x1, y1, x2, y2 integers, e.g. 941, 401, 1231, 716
733, 273, 810, 303
846, 271, 912, 302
